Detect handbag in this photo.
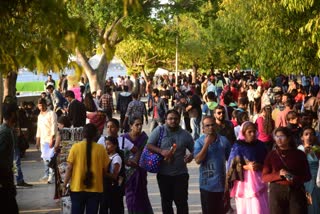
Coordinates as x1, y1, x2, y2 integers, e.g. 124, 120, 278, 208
139, 126, 164, 173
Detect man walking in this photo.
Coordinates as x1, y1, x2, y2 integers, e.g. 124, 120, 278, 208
0, 103, 19, 213
123, 92, 148, 131
150, 88, 168, 131
186, 91, 202, 140
36, 98, 57, 184
99, 87, 114, 120
65, 90, 86, 127
147, 109, 194, 214
194, 116, 231, 214
116, 86, 132, 133
213, 105, 236, 144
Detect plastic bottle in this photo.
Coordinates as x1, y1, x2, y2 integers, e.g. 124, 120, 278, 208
165, 143, 177, 162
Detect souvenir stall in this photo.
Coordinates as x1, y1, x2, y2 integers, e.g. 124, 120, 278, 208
56, 127, 84, 214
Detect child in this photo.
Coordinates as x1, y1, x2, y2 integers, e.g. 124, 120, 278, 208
101, 136, 125, 214
297, 127, 320, 213
286, 110, 302, 146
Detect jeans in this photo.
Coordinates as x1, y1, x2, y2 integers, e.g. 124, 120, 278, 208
269, 183, 307, 214
200, 189, 224, 214
190, 116, 201, 140
43, 159, 54, 178
70, 191, 102, 214
14, 146, 24, 183
157, 173, 189, 214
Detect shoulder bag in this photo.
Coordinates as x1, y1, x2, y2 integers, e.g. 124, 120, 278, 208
139, 126, 164, 173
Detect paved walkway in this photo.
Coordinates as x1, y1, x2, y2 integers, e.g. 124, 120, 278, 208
16, 144, 60, 213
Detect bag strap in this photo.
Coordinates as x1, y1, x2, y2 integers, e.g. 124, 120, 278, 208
121, 136, 125, 150
276, 149, 290, 170
156, 126, 164, 147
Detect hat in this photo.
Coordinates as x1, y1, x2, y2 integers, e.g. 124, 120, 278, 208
46, 82, 54, 89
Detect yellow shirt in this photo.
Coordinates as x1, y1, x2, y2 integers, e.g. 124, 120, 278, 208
67, 141, 110, 192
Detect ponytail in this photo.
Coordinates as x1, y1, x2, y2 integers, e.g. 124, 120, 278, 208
82, 123, 98, 188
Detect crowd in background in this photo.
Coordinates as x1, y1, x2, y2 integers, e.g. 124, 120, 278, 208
2, 69, 320, 214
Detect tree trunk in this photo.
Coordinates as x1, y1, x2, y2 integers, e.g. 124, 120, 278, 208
192, 63, 199, 83
96, 53, 109, 93
76, 49, 100, 93
3, 71, 17, 98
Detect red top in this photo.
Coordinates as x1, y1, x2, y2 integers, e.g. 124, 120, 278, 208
262, 149, 311, 186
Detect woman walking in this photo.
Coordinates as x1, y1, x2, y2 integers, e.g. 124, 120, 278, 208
63, 124, 110, 214
262, 127, 311, 214
122, 117, 153, 214
226, 121, 269, 214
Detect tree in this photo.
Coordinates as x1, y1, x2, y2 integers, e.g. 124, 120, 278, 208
66, 0, 158, 92
215, 0, 320, 78
0, 0, 85, 98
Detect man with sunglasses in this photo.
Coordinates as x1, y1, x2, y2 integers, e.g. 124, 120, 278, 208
194, 116, 231, 214
212, 105, 236, 144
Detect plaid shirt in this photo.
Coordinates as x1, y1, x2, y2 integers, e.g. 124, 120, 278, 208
99, 93, 113, 111
125, 100, 146, 120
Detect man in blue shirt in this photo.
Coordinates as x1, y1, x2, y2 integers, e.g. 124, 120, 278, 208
194, 116, 231, 214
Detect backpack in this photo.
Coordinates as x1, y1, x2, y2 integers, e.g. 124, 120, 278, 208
104, 151, 126, 196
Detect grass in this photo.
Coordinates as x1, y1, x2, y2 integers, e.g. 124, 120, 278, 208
16, 81, 45, 93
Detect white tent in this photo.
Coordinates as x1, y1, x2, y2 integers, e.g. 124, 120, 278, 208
155, 68, 169, 76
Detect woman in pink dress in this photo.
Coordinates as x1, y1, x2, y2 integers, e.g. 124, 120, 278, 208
226, 121, 269, 214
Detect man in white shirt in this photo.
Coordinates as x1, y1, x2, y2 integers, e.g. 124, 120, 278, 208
36, 98, 57, 184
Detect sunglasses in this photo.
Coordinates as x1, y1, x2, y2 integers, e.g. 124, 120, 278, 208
216, 111, 225, 115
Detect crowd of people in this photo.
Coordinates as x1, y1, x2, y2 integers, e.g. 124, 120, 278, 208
1, 70, 320, 214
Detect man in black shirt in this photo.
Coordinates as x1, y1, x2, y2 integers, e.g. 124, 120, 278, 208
0, 103, 19, 213
65, 90, 86, 127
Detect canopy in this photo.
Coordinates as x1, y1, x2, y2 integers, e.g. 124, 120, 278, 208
155, 68, 169, 76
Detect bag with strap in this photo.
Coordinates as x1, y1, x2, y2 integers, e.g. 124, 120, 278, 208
139, 126, 164, 173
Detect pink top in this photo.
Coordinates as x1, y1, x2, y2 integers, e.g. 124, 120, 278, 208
255, 116, 273, 143
275, 108, 291, 128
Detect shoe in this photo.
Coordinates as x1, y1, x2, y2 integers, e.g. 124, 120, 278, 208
47, 175, 54, 184
39, 175, 48, 182
17, 181, 33, 188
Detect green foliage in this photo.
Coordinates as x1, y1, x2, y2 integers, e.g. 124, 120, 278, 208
215, 0, 320, 78
0, 0, 86, 75
16, 81, 45, 93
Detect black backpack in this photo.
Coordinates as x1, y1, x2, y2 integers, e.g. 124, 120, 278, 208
104, 138, 126, 196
